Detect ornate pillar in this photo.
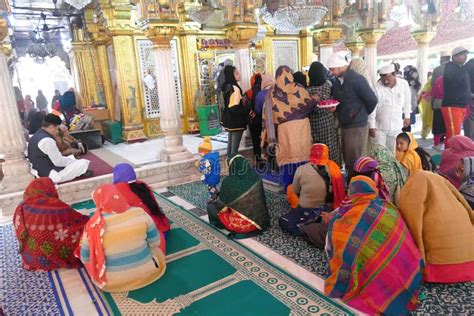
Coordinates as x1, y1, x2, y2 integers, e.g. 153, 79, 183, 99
358, 29, 385, 83
412, 31, 436, 84
346, 41, 365, 58
70, 28, 100, 107
99, 1, 146, 142
144, 24, 193, 162
262, 25, 274, 75
314, 27, 342, 66
225, 23, 258, 93
0, 16, 34, 193
300, 30, 314, 68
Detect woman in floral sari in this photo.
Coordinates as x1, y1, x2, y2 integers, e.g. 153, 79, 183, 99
13, 178, 88, 271
261, 66, 317, 189
217, 155, 270, 236
325, 176, 423, 314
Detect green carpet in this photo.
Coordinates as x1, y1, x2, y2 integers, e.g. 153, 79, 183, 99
167, 180, 474, 315
72, 194, 353, 316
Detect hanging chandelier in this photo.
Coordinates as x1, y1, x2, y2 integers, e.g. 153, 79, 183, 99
64, 0, 92, 10
260, 0, 329, 32
187, 0, 219, 25
27, 43, 56, 63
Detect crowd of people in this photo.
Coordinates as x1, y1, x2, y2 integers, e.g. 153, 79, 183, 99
10, 46, 474, 314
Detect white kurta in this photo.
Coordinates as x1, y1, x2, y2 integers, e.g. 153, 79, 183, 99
34, 137, 89, 183
369, 79, 412, 153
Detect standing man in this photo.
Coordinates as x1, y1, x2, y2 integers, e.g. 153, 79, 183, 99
442, 47, 471, 145
28, 114, 92, 183
431, 51, 450, 149
369, 64, 412, 153
327, 51, 378, 177
36, 90, 49, 113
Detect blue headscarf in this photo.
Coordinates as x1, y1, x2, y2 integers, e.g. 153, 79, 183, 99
59, 91, 76, 111
112, 163, 137, 184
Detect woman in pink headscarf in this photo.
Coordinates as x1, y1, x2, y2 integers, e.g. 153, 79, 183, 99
439, 135, 474, 188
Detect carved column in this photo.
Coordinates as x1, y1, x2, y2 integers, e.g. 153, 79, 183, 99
144, 25, 193, 162
0, 17, 34, 193
346, 41, 365, 58
358, 29, 385, 83
226, 23, 258, 93
314, 27, 342, 66
412, 31, 436, 84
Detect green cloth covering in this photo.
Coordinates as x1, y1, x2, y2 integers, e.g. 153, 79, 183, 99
217, 155, 270, 230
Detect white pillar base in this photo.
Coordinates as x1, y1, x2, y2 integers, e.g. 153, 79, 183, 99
160, 134, 193, 162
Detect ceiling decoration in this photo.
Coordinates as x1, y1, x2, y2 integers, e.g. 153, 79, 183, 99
63, 0, 91, 10
260, 0, 329, 32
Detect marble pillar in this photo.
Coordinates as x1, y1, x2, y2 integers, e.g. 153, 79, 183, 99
0, 18, 34, 194
319, 45, 334, 66
412, 31, 436, 84
314, 27, 342, 66
153, 44, 193, 162
235, 48, 252, 93
358, 29, 385, 83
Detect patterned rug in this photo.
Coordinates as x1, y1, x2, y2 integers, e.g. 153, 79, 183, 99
0, 194, 352, 315
168, 181, 474, 315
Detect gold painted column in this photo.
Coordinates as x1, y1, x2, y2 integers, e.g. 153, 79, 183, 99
96, 43, 114, 117
346, 41, 365, 58
314, 27, 342, 66
143, 23, 192, 162
262, 25, 274, 75
412, 30, 436, 84
70, 28, 100, 107
0, 16, 34, 195
358, 29, 385, 83
300, 30, 314, 68
177, 28, 200, 133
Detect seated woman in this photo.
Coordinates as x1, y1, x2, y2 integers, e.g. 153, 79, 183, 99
217, 155, 270, 236
367, 142, 408, 204
289, 144, 345, 210
354, 156, 391, 202
55, 124, 88, 158
398, 170, 474, 283
325, 176, 423, 314
13, 178, 88, 271
396, 132, 422, 175
456, 157, 474, 208
59, 91, 94, 131
439, 135, 474, 188
112, 163, 170, 243
80, 184, 166, 292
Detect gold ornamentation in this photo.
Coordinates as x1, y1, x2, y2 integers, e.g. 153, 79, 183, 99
313, 27, 342, 45
411, 30, 436, 45
345, 41, 365, 57
251, 50, 266, 74
0, 17, 8, 42
357, 28, 385, 45
224, 23, 258, 49
143, 24, 178, 49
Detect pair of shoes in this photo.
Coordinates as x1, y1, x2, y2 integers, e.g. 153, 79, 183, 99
83, 170, 94, 178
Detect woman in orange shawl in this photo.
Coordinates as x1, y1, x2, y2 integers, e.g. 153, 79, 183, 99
289, 144, 345, 210
326, 176, 423, 314
14, 178, 88, 271
398, 170, 474, 283
396, 132, 422, 175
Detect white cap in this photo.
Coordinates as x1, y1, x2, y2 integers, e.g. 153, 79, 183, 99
327, 51, 350, 68
440, 50, 450, 57
378, 64, 396, 75
452, 46, 469, 56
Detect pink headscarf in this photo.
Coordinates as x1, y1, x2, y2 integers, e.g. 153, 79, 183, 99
439, 136, 474, 188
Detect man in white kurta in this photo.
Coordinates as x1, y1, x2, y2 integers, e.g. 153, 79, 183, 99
369, 64, 412, 154
28, 114, 91, 183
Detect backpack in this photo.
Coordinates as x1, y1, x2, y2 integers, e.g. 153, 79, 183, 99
279, 206, 325, 236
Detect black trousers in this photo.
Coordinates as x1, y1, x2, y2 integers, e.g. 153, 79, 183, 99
248, 116, 262, 158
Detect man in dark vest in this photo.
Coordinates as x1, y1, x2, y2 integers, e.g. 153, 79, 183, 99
28, 114, 92, 183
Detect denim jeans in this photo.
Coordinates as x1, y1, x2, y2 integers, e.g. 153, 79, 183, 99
227, 130, 244, 159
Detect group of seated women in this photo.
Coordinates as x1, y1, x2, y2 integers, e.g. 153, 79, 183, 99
13, 163, 170, 292
288, 135, 474, 314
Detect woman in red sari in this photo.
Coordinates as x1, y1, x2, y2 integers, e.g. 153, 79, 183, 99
13, 178, 88, 271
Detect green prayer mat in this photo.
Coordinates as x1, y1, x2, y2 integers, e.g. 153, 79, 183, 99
72, 194, 352, 316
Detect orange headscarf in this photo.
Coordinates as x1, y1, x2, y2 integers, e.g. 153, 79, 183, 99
84, 184, 130, 288
396, 132, 422, 175
309, 144, 346, 209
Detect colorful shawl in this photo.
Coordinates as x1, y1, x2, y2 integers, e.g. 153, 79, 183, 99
84, 184, 130, 288
325, 176, 423, 314
367, 142, 408, 204
439, 135, 474, 188
309, 144, 346, 209
217, 155, 270, 234
13, 178, 88, 271
396, 132, 422, 175
354, 156, 391, 202
398, 171, 474, 283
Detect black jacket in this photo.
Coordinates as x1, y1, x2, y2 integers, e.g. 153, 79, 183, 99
221, 84, 249, 131
442, 62, 471, 108
332, 69, 378, 129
